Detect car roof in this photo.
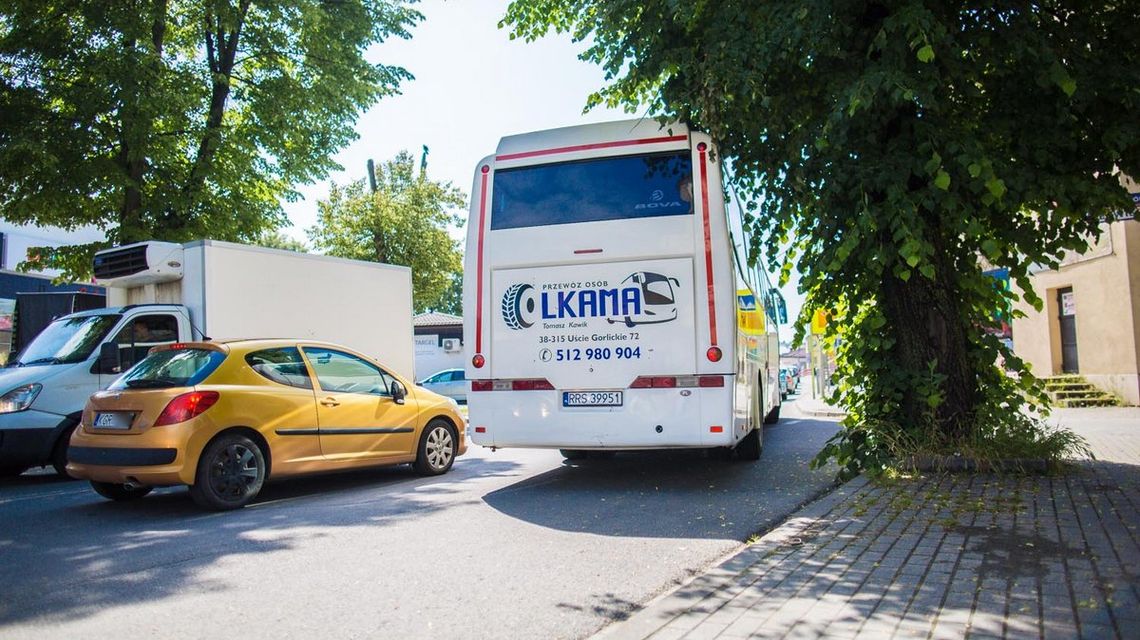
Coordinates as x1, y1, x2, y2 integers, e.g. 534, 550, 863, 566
171, 338, 371, 354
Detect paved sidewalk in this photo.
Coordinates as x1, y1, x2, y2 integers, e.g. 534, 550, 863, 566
597, 410, 1140, 639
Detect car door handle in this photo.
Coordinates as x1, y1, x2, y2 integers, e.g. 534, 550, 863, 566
320, 397, 340, 407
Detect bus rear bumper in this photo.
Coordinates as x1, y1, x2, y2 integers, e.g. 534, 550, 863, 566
467, 386, 745, 449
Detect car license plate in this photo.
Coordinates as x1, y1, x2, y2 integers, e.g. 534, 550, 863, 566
563, 391, 623, 407
94, 412, 133, 429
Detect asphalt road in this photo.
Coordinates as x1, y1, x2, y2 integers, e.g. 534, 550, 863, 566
0, 397, 840, 640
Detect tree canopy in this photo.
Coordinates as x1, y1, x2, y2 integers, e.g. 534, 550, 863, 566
504, 1, 1139, 476
308, 151, 466, 315
0, 0, 420, 278
255, 230, 308, 253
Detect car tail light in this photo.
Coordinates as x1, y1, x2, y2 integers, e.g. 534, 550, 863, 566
154, 391, 220, 426
630, 375, 724, 388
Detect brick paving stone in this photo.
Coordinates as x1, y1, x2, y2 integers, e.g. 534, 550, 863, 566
596, 415, 1140, 640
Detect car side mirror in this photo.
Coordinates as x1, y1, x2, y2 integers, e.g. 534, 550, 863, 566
391, 381, 406, 405
93, 342, 122, 375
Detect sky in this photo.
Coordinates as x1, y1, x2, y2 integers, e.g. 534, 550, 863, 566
280, 0, 805, 326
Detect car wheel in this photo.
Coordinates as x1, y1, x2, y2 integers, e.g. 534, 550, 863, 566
414, 420, 457, 475
190, 433, 266, 510
560, 449, 588, 460
90, 481, 153, 501
51, 421, 79, 479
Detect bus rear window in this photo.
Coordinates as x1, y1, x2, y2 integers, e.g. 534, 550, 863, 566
491, 151, 693, 230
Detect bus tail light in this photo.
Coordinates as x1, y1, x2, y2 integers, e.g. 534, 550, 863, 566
472, 354, 486, 368
710, 426, 724, 433
706, 346, 723, 362
630, 376, 724, 389
470, 379, 554, 391
512, 379, 555, 391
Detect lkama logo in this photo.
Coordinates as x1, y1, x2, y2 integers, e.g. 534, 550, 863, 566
501, 272, 680, 330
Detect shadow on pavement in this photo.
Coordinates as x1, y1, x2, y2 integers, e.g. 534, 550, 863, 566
482, 419, 841, 541
0, 455, 522, 626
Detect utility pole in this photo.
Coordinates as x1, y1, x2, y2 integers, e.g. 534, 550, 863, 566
367, 159, 377, 193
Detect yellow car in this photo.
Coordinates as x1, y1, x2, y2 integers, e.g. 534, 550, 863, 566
67, 339, 466, 510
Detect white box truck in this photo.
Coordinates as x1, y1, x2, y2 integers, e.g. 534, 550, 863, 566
0, 240, 413, 477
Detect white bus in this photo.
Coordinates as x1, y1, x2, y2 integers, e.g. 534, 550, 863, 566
462, 119, 785, 460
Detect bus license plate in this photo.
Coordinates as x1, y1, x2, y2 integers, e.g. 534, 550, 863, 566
94, 412, 133, 429
563, 391, 623, 407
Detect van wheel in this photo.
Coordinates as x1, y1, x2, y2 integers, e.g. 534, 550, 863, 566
560, 449, 588, 460
190, 433, 266, 510
52, 421, 78, 479
414, 420, 457, 475
735, 427, 762, 461
91, 481, 153, 501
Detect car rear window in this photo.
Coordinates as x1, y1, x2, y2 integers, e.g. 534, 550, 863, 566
110, 348, 225, 390
490, 150, 693, 230
246, 347, 313, 390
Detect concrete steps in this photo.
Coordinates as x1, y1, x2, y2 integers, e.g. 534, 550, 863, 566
1043, 375, 1119, 408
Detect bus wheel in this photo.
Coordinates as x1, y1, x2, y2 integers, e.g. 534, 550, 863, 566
735, 427, 762, 461
763, 403, 781, 425
560, 449, 588, 460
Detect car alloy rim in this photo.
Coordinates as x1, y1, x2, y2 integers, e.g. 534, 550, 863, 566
425, 426, 454, 470
209, 443, 260, 500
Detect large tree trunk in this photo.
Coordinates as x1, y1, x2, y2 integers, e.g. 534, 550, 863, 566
180, 1, 250, 212
879, 252, 979, 440
116, 0, 168, 244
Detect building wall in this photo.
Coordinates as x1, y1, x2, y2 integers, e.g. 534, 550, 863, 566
1011, 220, 1140, 404
413, 325, 464, 381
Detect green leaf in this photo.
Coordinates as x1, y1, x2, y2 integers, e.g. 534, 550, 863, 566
934, 170, 951, 190
986, 178, 1007, 199
1050, 62, 1077, 97
906, 254, 921, 268
919, 264, 935, 279
968, 163, 982, 178
917, 45, 935, 63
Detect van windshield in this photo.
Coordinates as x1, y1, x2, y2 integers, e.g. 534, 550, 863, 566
11, 314, 122, 366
